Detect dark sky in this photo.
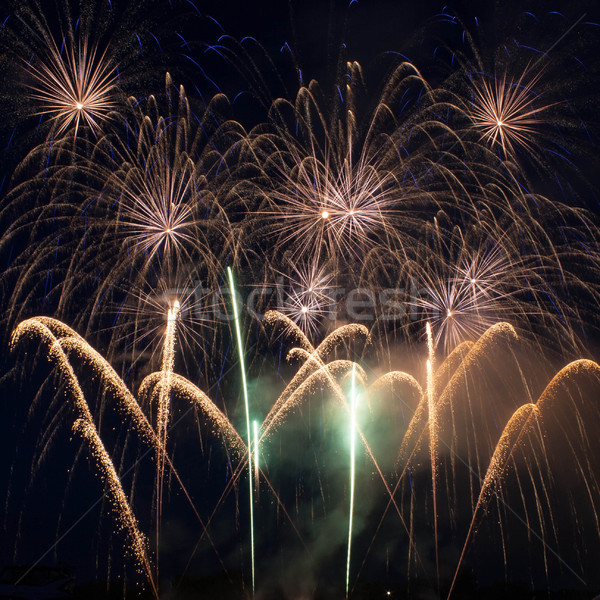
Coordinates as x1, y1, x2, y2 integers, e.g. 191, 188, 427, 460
1, 0, 600, 597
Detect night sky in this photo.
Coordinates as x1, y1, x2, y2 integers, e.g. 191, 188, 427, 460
1, 1, 600, 598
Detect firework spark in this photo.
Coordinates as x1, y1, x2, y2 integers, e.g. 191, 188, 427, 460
262, 146, 399, 261
277, 260, 335, 335
469, 70, 553, 156
27, 35, 117, 136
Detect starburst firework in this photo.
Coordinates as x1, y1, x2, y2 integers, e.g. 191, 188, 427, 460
469, 70, 553, 156
27, 35, 118, 136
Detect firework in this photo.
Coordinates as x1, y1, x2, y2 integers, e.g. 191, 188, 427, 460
469, 69, 552, 157
11, 313, 600, 597
345, 362, 358, 599
26, 35, 117, 136
2, 4, 600, 597
72, 418, 156, 595
227, 266, 255, 594
276, 260, 336, 334
425, 323, 439, 590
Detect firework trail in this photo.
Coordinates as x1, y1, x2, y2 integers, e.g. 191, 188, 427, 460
227, 266, 255, 594
425, 322, 440, 592
72, 418, 157, 598
345, 362, 358, 598
154, 299, 180, 578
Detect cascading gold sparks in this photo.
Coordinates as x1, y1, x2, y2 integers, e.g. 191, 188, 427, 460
73, 418, 157, 596
10, 313, 600, 597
